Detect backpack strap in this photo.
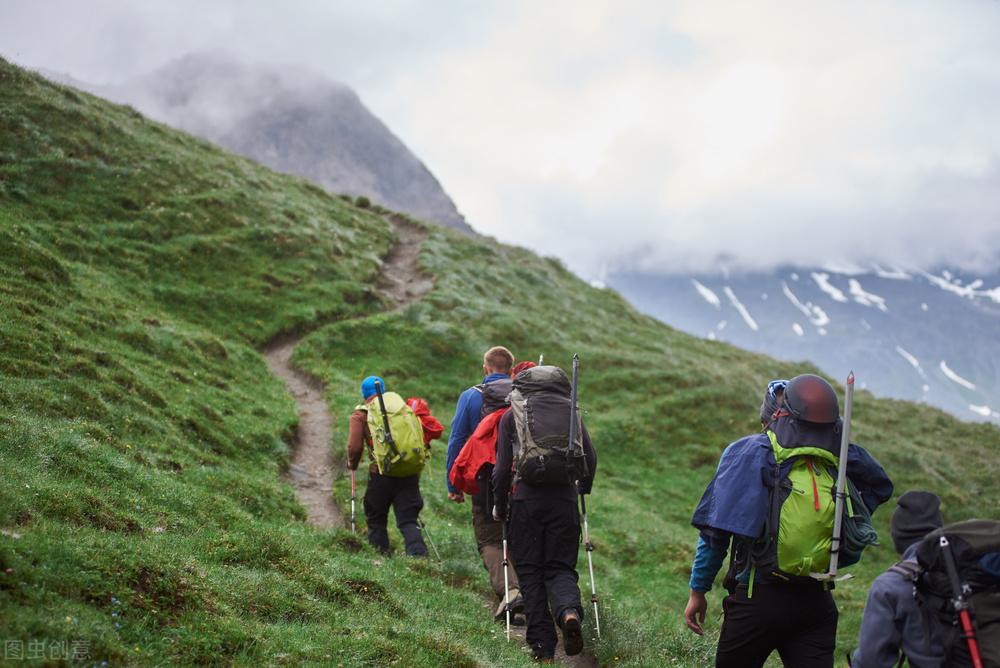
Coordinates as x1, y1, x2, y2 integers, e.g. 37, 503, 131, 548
888, 560, 921, 581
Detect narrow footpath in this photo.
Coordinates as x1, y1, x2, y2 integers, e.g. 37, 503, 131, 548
262, 215, 432, 530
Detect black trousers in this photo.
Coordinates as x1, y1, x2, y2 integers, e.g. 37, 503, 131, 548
363, 471, 426, 557
716, 581, 839, 668
509, 497, 583, 659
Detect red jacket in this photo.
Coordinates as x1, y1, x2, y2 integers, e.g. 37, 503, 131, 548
449, 407, 508, 494
406, 397, 444, 445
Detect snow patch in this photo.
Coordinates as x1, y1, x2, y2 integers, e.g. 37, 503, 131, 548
921, 303, 929, 312
723, 287, 759, 332
792, 323, 804, 336
691, 279, 721, 308
895, 346, 927, 379
790, 272, 800, 281
848, 279, 888, 311
812, 272, 849, 303
939, 360, 976, 390
782, 281, 831, 327
873, 264, 912, 280
589, 279, 606, 289
922, 271, 1000, 303
969, 404, 993, 418
821, 261, 868, 275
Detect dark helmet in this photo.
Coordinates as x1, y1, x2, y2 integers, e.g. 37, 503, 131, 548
783, 374, 839, 424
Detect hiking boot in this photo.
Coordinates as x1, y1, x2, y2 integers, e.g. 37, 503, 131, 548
559, 609, 584, 656
494, 588, 522, 620
512, 611, 527, 627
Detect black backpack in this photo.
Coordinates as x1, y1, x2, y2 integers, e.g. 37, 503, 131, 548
509, 365, 587, 485
911, 520, 1000, 668
474, 378, 513, 419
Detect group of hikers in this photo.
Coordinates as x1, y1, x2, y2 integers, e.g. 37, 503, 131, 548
343, 347, 1000, 666
346, 346, 594, 662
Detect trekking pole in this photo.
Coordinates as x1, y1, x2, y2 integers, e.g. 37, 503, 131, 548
815, 371, 854, 581
580, 490, 601, 638
568, 354, 600, 637
940, 535, 985, 668
373, 380, 401, 471
350, 469, 357, 533
501, 517, 511, 640
418, 518, 442, 561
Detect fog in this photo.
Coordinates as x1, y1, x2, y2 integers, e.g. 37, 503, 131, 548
3, 0, 1000, 278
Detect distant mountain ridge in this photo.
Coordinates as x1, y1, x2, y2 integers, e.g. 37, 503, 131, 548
611, 265, 1000, 424
50, 52, 473, 234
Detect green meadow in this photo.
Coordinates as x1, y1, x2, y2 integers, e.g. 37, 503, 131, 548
2, 58, 999, 666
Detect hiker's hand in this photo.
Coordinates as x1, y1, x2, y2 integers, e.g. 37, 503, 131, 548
448, 491, 465, 503
684, 590, 708, 635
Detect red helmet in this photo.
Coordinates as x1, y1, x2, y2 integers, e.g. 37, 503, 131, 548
783, 374, 839, 424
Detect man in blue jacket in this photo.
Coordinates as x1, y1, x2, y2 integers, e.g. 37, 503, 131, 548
445, 345, 523, 621
684, 374, 894, 668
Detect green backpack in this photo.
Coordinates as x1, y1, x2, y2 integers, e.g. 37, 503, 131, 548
768, 430, 839, 578
760, 431, 876, 581
358, 391, 427, 477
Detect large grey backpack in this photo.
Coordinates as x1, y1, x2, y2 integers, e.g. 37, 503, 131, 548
509, 365, 587, 485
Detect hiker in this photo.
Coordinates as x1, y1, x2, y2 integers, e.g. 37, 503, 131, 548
444, 346, 524, 621
347, 375, 441, 556
492, 364, 598, 661
851, 491, 946, 668
685, 373, 894, 668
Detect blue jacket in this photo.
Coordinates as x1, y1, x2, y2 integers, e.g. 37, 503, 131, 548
689, 430, 893, 590
852, 545, 945, 668
691, 432, 894, 541
445, 373, 509, 494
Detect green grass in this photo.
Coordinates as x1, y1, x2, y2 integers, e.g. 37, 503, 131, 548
2, 57, 1000, 666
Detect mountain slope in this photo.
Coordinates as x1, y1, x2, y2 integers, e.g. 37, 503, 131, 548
57, 52, 473, 234
3, 59, 999, 666
612, 266, 1000, 424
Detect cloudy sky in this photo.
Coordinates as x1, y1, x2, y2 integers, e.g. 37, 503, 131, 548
2, 1, 999, 278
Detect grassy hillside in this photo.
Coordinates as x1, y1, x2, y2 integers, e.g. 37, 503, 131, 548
3, 57, 999, 666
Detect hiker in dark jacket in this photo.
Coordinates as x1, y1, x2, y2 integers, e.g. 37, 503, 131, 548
444, 346, 524, 620
346, 376, 442, 557
852, 491, 946, 668
492, 365, 598, 662
685, 374, 894, 668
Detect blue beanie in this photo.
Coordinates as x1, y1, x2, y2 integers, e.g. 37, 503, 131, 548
361, 376, 386, 400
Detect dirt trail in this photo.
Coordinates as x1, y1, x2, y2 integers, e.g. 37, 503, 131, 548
263, 216, 432, 530
491, 603, 599, 668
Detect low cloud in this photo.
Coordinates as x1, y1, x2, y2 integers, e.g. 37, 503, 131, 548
3, 1, 999, 277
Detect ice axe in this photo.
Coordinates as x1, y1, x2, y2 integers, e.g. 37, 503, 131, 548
812, 371, 855, 583
940, 534, 985, 668
373, 380, 402, 472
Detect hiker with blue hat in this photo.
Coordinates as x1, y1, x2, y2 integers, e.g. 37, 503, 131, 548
346, 375, 442, 556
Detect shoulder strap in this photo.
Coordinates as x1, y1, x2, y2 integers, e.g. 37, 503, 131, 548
888, 560, 921, 580
472, 384, 484, 394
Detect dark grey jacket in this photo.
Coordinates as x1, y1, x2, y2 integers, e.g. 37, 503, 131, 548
852, 545, 944, 668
